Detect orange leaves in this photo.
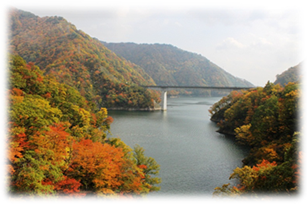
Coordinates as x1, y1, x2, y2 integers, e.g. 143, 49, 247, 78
104, 116, 114, 126
70, 139, 126, 192
138, 164, 147, 169
67, 139, 156, 195
252, 159, 277, 172
31, 123, 73, 168
7, 127, 28, 164
230, 90, 243, 100
43, 92, 52, 99
11, 88, 24, 96
258, 147, 279, 162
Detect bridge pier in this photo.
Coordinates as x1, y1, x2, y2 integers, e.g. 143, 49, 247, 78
161, 89, 167, 111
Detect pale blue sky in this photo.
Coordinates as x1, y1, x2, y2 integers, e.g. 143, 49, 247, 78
3, 0, 305, 86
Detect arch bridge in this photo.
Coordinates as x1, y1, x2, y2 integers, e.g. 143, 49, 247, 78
142, 85, 254, 111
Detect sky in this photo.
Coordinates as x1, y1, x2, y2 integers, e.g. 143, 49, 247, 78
2, 1, 306, 86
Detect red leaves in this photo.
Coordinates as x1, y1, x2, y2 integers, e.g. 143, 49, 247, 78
252, 159, 277, 172
43, 92, 51, 98
55, 176, 83, 196
138, 164, 147, 169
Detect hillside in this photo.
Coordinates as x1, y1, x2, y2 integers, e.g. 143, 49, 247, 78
274, 63, 302, 86
210, 80, 300, 196
8, 55, 161, 196
9, 9, 160, 109
102, 42, 254, 95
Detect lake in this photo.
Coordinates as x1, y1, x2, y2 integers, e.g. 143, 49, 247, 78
108, 97, 248, 197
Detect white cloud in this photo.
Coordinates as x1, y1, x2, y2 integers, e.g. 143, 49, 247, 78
216, 37, 246, 50
175, 22, 182, 27
116, 8, 130, 18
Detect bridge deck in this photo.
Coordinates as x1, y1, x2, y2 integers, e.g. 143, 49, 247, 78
142, 85, 254, 90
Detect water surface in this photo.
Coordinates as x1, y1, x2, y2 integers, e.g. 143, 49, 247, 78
108, 97, 248, 196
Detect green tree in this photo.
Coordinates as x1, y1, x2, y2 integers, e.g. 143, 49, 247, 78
133, 145, 161, 192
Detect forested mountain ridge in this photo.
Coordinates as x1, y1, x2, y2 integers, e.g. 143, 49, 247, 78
274, 62, 302, 86
9, 9, 160, 109
8, 55, 161, 196
210, 73, 300, 196
102, 42, 254, 95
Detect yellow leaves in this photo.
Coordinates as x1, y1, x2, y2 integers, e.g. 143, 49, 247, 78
96, 108, 108, 123
213, 183, 241, 197
235, 124, 253, 145
230, 166, 258, 191
283, 83, 300, 108
59, 87, 67, 101
255, 144, 282, 162
285, 89, 299, 98
10, 95, 24, 104
95, 108, 113, 133
71, 104, 91, 127
224, 159, 279, 194
2, 88, 24, 106
71, 125, 85, 138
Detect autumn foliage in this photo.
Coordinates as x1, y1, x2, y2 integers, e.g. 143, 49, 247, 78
211, 81, 301, 196
7, 55, 161, 197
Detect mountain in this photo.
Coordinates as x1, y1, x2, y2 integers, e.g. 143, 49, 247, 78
274, 63, 302, 86
9, 9, 160, 109
102, 42, 254, 95
8, 54, 161, 196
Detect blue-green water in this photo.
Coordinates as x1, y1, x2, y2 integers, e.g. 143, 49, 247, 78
108, 97, 248, 196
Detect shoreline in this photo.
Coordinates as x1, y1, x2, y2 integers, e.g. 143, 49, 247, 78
107, 106, 162, 111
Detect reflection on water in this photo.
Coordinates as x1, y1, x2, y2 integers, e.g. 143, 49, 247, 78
108, 97, 248, 196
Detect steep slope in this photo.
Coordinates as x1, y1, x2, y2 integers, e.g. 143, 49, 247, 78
274, 62, 302, 86
102, 42, 254, 95
8, 55, 161, 196
210, 80, 300, 195
9, 9, 159, 109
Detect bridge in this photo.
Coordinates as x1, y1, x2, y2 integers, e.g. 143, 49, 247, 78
142, 85, 254, 111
